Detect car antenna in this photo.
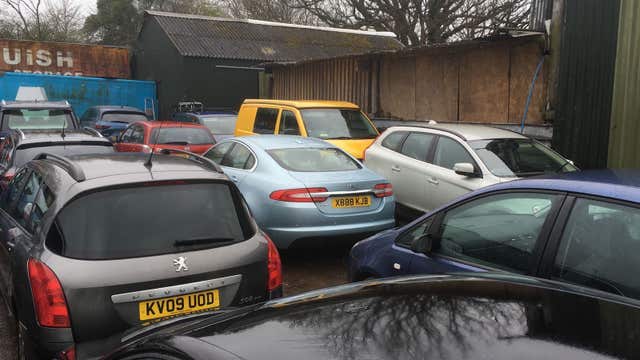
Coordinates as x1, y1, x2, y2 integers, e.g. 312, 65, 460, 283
145, 119, 164, 168
61, 116, 66, 140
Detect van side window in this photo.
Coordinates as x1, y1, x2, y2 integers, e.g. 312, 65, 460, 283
253, 108, 279, 134
279, 110, 300, 135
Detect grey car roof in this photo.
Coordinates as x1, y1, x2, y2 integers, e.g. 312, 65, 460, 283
14, 130, 110, 146
1, 100, 72, 110
61, 153, 228, 181
388, 124, 526, 141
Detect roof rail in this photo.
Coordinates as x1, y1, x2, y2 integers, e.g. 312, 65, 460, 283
16, 129, 25, 140
158, 149, 223, 173
34, 153, 86, 182
82, 127, 103, 137
402, 125, 467, 141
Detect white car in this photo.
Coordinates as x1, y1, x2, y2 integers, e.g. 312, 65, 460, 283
365, 124, 577, 217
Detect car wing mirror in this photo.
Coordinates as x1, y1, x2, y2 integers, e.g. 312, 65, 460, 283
453, 162, 481, 178
411, 233, 434, 254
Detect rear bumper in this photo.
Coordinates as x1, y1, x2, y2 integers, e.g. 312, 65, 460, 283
20, 321, 73, 359
265, 218, 395, 249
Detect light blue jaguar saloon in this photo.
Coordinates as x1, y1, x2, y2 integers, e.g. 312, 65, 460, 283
203, 135, 396, 248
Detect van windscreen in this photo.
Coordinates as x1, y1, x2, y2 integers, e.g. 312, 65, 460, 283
53, 182, 249, 259
300, 109, 378, 140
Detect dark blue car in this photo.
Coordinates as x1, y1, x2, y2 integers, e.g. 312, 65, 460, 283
350, 170, 640, 301
172, 111, 237, 142
79, 105, 150, 140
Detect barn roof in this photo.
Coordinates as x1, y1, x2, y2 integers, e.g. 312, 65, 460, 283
143, 10, 404, 62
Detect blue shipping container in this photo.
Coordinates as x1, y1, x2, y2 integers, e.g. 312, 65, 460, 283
0, 72, 157, 119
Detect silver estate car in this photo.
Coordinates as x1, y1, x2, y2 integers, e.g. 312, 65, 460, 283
0, 152, 281, 359
365, 124, 577, 217
203, 135, 396, 249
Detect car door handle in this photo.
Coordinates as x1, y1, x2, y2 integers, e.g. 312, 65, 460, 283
391, 166, 401, 172
427, 177, 439, 185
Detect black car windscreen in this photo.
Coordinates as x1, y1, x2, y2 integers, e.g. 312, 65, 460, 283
55, 182, 247, 259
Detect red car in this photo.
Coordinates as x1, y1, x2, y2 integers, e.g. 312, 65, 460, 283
115, 121, 216, 155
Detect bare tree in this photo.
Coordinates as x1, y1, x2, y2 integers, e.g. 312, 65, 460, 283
294, 0, 531, 45
222, 0, 318, 24
0, 0, 84, 41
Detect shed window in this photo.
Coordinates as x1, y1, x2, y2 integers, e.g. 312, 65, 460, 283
253, 108, 278, 134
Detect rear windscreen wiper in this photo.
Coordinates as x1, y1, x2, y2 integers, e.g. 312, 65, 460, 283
174, 238, 235, 247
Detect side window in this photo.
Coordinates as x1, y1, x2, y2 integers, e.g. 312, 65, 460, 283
253, 108, 279, 134
381, 131, 407, 152
400, 132, 435, 161
397, 216, 434, 248
278, 110, 300, 135
0, 138, 14, 169
0, 168, 30, 213
434, 136, 475, 170
204, 142, 234, 164
120, 127, 134, 143
552, 199, 640, 299
29, 185, 55, 234
436, 192, 561, 273
13, 171, 41, 227
130, 126, 145, 144
221, 143, 255, 170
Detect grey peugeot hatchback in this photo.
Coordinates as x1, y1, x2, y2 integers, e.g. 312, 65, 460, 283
0, 152, 281, 359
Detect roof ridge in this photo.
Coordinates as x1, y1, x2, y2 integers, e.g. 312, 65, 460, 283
144, 10, 397, 38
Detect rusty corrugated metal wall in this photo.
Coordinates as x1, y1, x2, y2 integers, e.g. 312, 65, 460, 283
552, 0, 621, 169
271, 56, 375, 113
0, 39, 130, 78
608, 0, 640, 168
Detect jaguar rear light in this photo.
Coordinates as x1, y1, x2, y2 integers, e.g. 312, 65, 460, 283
269, 187, 328, 203
28, 258, 70, 328
94, 124, 110, 130
373, 183, 393, 198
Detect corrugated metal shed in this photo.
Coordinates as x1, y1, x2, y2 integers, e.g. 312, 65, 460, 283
529, 0, 553, 31
146, 11, 403, 62
552, 0, 621, 169
608, 0, 640, 168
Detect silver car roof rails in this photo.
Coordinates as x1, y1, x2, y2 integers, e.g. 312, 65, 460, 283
158, 149, 223, 173
33, 153, 86, 182
16, 129, 25, 140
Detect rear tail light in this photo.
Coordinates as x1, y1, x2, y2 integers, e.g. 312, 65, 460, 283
94, 124, 110, 130
269, 187, 328, 203
373, 183, 393, 198
27, 259, 70, 328
58, 345, 76, 360
266, 235, 282, 292
2, 168, 15, 183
